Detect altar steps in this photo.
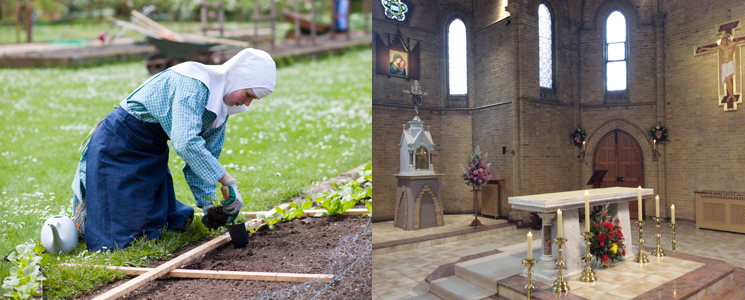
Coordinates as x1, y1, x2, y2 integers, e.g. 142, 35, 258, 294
405, 246, 541, 300
709, 267, 745, 298
429, 276, 495, 300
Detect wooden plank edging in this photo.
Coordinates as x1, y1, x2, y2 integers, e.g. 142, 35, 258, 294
60, 264, 333, 282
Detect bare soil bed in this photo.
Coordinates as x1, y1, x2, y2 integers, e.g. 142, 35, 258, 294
74, 215, 371, 300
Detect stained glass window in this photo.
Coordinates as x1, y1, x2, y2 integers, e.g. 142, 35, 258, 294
606, 11, 627, 91
448, 19, 467, 95
538, 3, 553, 88
381, 0, 409, 22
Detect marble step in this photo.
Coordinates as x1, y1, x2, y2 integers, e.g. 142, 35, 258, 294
405, 293, 444, 300
429, 276, 495, 300
709, 267, 745, 299
454, 246, 543, 292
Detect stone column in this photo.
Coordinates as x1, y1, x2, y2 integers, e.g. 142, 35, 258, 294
537, 212, 556, 271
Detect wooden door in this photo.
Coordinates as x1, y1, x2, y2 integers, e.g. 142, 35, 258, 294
594, 130, 644, 218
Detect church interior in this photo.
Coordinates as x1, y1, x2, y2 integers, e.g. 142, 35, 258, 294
371, 0, 745, 299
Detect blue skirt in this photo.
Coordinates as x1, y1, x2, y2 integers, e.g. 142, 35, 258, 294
84, 107, 193, 251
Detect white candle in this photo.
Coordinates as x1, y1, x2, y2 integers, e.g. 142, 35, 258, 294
585, 191, 590, 232
653, 139, 656, 150
671, 205, 676, 224
557, 209, 563, 238
527, 232, 533, 260
655, 195, 660, 218
638, 186, 643, 221
582, 141, 586, 150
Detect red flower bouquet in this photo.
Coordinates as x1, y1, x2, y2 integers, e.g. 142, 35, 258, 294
589, 206, 625, 264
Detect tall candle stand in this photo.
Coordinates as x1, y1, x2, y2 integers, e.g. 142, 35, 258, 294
669, 223, 678, 252
634, 220, 650, 263
552, 237, 570, 293
521, 258, 537, 300
651, 217, 666, 257
580, 232, 597, 282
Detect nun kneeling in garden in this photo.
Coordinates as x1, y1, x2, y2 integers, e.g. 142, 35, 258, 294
69, 48, 277, 251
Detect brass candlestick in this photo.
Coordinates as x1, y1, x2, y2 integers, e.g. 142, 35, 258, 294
521, 258, 537, 300
634, 220, 650, 263
651, 217, 666, 257
552, 237, 570, 293
580, 232, 597, 282
670, 223, 678, 252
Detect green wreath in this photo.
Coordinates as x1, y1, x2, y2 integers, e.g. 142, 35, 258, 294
571, 128, 586, 146
650, 125, 668, 142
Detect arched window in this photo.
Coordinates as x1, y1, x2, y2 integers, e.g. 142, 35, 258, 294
606, 11, 627, 91
538, 3, 553, 89
448, 19, 467, 95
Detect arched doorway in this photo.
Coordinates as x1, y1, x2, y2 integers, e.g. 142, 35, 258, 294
594, 130, 645, 219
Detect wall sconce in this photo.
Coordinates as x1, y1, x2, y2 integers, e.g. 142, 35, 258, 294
502, 146, 514, 155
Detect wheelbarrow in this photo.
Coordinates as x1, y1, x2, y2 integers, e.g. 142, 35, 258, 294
145, 37, 233, 74
108, 11, 249, 74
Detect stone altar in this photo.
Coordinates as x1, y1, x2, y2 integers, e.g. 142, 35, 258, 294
508, 187, 654, 280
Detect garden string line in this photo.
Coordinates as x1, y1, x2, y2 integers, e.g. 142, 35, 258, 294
247, 219, 372, 300
309, 248, 372, 300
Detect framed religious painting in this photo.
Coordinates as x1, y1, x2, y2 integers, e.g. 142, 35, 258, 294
375, 31, 420, 80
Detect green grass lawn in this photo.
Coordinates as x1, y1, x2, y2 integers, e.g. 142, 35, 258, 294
0, 13, 371, 45
0, 48, 371, 299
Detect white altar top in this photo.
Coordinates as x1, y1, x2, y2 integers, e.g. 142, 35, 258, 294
508, 187, 655, 279
509, 187, 655, 212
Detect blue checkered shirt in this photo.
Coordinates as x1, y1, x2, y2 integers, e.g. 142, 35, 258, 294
121, 69, 227, 207
70, 69, 227, 211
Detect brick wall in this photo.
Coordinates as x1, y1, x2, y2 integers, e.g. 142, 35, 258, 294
373, 0, 745, 223
660, 0, 745, 221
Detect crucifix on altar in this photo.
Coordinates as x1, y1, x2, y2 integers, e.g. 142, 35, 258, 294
695, 19, 745, 111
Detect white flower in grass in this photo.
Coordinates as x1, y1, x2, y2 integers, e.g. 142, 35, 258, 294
226, 149, 233, 155
27, 177, 34, 181
276, 172, 281, 177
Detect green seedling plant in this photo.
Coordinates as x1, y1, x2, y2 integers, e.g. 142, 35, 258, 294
356, 162, 372, 188
247, 224, 266, 237
2, 243, 50, 300
276, 200, 314, 222
257, 214, 282, 230
362, 199, 373, 218
204, 196, 221, 207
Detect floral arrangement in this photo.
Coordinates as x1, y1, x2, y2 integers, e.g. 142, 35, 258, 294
589, 206, 625, 265
650, 124, 668, 142
460, 146, 491, 188
571, 128, 586, 146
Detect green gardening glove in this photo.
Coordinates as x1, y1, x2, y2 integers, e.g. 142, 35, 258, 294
222, 180, 244, 224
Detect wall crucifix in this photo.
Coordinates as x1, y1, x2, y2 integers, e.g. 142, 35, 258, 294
695, 19, 745, 111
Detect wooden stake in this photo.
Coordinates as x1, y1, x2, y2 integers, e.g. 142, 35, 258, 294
60, 264, 334, 282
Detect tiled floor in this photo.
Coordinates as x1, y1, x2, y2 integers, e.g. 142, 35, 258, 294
554, 256, 704, 299
372, 215, 505, 244
631, 221, 745, 269
373, 216, 745, 300
373, 220, 535, 300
